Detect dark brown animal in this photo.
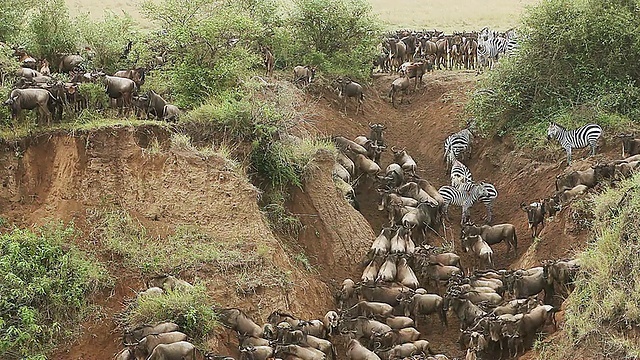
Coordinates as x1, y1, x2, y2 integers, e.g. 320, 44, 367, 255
520, 202, 545, 238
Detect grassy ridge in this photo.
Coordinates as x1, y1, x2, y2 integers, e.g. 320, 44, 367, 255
538, 172, 640, 358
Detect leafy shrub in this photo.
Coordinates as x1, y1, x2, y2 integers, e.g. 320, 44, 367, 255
0, 224, 111, 358
21, 0, 78, 61
78, 83, 109, 110
470, 0, 640, 145
75, 12, 138, 73
289, 0, 380, 80
122, 285, 219, 348
540, 173, 640, 359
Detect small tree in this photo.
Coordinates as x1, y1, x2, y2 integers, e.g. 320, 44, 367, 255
0, 0, 31, 42
290, 0, 380, 79
24, 0, 78, 61
75, 12, 139, 73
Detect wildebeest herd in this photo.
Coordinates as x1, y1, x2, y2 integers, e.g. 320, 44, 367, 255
1, 44, 180, 125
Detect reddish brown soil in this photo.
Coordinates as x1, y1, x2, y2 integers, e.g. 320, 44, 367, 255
1, 70, 622, 360
290, 70, 623, 358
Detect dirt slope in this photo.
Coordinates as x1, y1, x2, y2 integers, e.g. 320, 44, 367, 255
291, 70, 612, 358
0, 126, 375, 359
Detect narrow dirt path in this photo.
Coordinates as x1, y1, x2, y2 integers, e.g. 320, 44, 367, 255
302, 70, 595, 358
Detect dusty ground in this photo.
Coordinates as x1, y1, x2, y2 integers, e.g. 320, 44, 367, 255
0, 69, 619, 359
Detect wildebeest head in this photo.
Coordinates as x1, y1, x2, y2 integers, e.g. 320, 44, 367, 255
3, 96, 17, 106
520, 201, 545, 228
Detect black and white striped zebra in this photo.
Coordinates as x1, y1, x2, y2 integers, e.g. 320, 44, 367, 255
438, 182, 489, 225
478, 181, 498, 224
478, 37, 506, 70
444, 128, 473, 168
451, 159, 473, 188
547, 122, 603, 165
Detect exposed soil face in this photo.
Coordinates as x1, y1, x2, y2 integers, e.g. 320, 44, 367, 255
2, 71, 617, 359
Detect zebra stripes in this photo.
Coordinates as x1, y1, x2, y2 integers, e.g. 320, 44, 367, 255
478, 37, 506, 70
444, 128, 473, 167
438, 182, 489, 224
547, 122, 603, 165
478, 182, 498, 224
451, 159, 473, 188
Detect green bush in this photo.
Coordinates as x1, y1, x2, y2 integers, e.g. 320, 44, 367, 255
22, 0, 78, 61
0, 0, 29, 42
122, 285, 219, 348
289, 0, 380, 80
470, 0, 640, 144
78, 83, 109, 110
540, 172, 640, 358
0, 225, 111, 358
75, 12, 139, 73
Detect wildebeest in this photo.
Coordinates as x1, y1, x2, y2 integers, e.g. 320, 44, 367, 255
114, 67, 147, 88
617, 133, 640, 157
147, 274, 193, 291
335, 78, 364, 115
389, 75, 411, 108
218, 308, 264, 338
263, 46, 275, 77
520, 202, 546, 238
99, 73, 137, 115
58, 54, 85, 73
130, 331, 188, 360
123, 322, 180, 345
461, 223, 517, 256
145, 90, 181, 122
346, 339, 381, 360
293, 65, 316, 86
146, 341, 196, 360
3, 88, 57, 125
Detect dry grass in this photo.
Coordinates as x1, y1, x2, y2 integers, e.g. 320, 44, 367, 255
67, 0, 541, 32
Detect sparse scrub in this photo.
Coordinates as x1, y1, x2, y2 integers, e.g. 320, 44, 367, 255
88, 208, 291, 294
0, 224, 111, 358
470, 0, 640, 148
122, 284, 219, 349
540, 172, 640, 359
21, 0, 78, 60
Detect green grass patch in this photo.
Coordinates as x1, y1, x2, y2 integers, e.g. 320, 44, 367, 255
87, 207, 293, 293
539, 172, 640, 359
121, 284, 219, 349
0, 224, 111, 359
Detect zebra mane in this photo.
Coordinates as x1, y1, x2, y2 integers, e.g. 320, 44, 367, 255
550, 121, 566, 130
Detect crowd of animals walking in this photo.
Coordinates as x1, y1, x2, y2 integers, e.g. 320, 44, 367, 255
7, 24, 640, 359
1, 43, 179, 125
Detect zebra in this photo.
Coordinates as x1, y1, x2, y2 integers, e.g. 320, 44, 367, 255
451, 159, 473, 188
478, 37, 507, 70
478, 181, 498, 224
547, 122, 603, 166
504, 28, 520, 57
438, 182, 489, 225
443, 128, 473, 168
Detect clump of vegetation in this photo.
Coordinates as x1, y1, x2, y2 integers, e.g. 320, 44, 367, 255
122, 285, 219, 349
88, 208, 292, 294
469, 0, 640, 147
0, 224, 111, 359
539, 172, 640, 359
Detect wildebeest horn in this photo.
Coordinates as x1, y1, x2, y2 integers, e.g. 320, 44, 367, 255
369, 121, 374, 128
391, 145, 397, 152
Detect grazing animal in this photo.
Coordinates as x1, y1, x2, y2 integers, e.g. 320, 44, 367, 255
444, 128, 473, 167
389, 75, 411, 107
461, 223, 517, 256
3, 88, 56, 125
123, 322, 179, 344
146, 341, 196, 360
293, 65, 315, 86
555, 168, 596, 192
617, 133, 640, 157
100, 74, 136, 115
438, 183, 489, 225
520, 202, 546, 238
450, 159, 473, 188
131, 331, 188, 360
392, 147, 418, 177
547, 122, 603, 165
114, 67, 147, 87
263, 47, 275, 77
147, 274, 193, 291
39, 59, 51, 76
461, 234, 494, 269
218, 308, 263, 338
346, 339, 380, 360
335, 78, 364, 115
58, 54, 85, 73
